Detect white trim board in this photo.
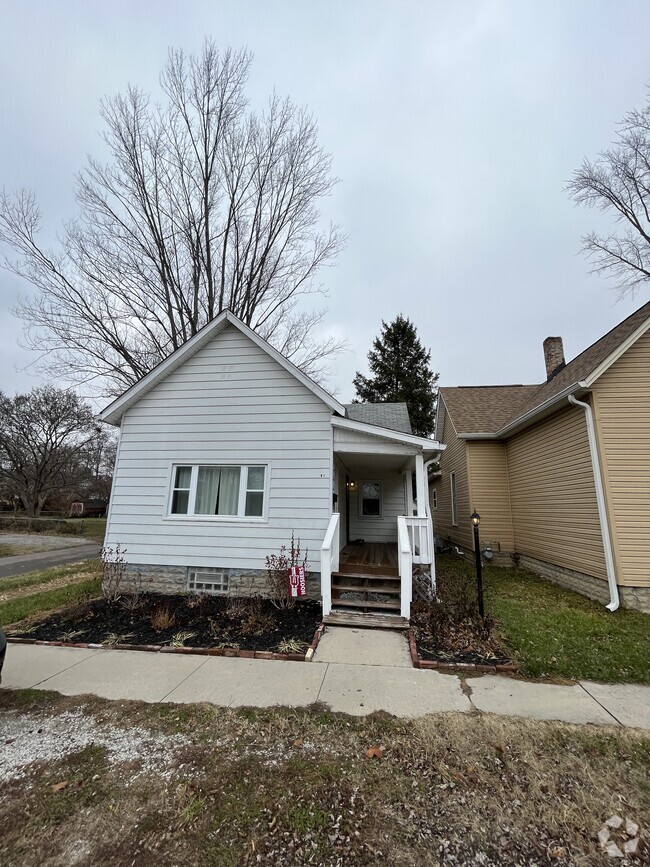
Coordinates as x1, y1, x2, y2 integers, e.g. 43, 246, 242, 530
332, 415, 444, 452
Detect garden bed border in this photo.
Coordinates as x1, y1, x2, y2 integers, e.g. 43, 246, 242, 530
6, 623, 326, 663
407, 629, 519, 673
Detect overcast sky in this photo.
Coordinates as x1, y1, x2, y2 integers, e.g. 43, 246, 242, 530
1, 0, 649, 405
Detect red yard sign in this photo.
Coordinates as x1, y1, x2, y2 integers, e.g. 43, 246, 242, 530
288, 565, 307, 597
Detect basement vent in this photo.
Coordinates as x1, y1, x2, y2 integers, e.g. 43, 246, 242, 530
187, 569, 229, 595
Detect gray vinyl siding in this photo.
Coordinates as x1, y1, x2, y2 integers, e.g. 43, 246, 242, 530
106, 324, 333, 572
348, 471, 405, 543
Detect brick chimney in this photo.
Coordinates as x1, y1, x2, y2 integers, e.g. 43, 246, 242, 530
543, 336, 565, 381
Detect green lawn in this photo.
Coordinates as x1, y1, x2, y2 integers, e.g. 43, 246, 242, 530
0, 560, 102, 627
436, 555, 650, 683
77, 518, 107, 543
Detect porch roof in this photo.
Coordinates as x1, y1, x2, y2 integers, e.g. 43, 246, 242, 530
332, 416, 443, 457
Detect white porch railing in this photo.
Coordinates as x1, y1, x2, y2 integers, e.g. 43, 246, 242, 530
404, 516, 432, 564
399, 513, 436, 618
397, 516, 412, 618
320, 512, 340, 617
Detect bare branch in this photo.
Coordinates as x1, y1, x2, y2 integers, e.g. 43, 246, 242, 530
0, 41, 344, 395
568, 92, 650, 299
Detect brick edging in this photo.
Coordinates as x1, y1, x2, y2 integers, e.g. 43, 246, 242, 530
6, 625, 326, 664
406, 629, 519, 674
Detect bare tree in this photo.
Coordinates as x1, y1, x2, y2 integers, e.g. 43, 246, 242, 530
0, 42, 345, 395
568, 93, 650, 298
0, 387, 101, 516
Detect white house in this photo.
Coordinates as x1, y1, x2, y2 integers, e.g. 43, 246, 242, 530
100, 311, 443, 625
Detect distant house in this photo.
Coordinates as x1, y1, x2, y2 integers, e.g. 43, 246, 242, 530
430, 302, 650, 613
99, 311, 443, 625
69, 499, 109, 518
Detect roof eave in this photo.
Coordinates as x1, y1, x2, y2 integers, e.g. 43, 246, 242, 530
332, 415, 445, 452
458, 381, 589, 440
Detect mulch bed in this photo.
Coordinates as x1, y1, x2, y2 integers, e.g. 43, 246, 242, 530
7, 593, 322, 655
410, 602, 514, 669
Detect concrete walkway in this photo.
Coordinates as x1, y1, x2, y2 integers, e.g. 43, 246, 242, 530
2, 642, 649, 728
0, 544, 101, 579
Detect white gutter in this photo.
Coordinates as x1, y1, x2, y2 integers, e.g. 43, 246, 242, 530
568, 394, 619, 611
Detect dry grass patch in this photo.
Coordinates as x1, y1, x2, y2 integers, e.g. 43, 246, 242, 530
0, 690, 647, 866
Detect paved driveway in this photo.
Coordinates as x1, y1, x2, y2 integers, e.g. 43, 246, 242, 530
0, 544, 101, 579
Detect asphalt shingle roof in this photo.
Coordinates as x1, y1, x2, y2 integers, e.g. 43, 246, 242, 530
440, 386, 538, 435
345, 402, 412, 434
440, 301, 650, 436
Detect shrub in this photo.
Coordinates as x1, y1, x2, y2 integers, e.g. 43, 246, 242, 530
265, 533, 308, 610
412, 565, 494, 641
151, 602, 176, 632
227, 595, 274, 636
101, 543, 127, 603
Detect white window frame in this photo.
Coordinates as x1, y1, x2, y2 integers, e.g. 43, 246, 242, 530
450, 472, 458, 526
165, 462, 269, 522
358, 479, 383, 519
432, 489, 438, 510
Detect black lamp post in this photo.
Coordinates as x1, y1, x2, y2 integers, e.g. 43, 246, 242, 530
471, 510, 484, 618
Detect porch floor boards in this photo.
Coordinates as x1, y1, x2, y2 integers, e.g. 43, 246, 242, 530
338, 542, 399, 576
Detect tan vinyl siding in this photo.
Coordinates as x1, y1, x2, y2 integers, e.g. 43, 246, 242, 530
466, 442, 514, 551
430, 399, 472, 548
506, 405, 607, 581
592, 329, 650, 587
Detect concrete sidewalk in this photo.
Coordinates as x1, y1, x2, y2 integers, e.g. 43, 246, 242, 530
0, 544, 101, 579
2, 643, 649, 728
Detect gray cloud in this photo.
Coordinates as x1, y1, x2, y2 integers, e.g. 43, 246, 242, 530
1, 0, 648, 403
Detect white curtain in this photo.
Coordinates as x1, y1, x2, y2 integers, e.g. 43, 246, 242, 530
195, 466, 240, 515
217, 467, 240, 515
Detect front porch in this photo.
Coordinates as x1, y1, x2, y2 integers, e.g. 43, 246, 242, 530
339, 542, 399, 575
320, 417, 443, 626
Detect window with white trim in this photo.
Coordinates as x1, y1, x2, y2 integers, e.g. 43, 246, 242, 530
169, 465, 267, 518
450, 472, 458, 526
359, 480, 382, 518
432, 489, 438, 510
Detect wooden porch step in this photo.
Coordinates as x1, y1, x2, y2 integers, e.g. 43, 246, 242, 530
323, 612, 408, 629
331, 597, 400, 611
332, 583, 401, 596
332, 571, 400, 583
338, 563, 399, 577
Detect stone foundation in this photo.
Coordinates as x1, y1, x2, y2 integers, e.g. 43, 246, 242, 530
517, 555, 650, 614
619, 585, 650, 614
443, 547, 650, 613
123, 563, 320, 601
517, 555, 611, 605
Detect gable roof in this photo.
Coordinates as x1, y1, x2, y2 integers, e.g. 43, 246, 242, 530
439, 386, 538, 435
99, 311, 346, 425
344, 402, 412, 434
441, 301, 650, 438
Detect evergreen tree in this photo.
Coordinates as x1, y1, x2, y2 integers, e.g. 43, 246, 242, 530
353, 315, 439, 437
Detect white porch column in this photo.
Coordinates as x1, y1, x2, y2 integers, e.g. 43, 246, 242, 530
415, 453, 427, 517
403, 466, 415, 516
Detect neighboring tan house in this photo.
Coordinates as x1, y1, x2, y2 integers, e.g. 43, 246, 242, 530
99, 310, 443, 626
431, 301, 650, 613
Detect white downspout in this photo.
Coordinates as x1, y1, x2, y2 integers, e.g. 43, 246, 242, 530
568, 394, 619, 611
